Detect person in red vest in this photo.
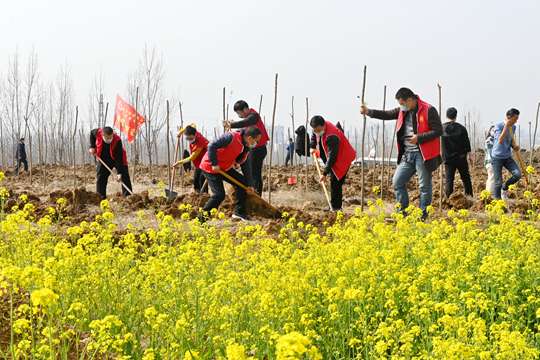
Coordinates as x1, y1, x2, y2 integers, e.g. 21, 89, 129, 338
225, 100, 269, 195
89, 126, 133, 199
361, 87, 442, 219
172, 125, 209, 193
199, 127, 262, 222
309, 116, 356, 211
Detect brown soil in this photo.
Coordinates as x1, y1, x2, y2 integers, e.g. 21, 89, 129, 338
2, 156, 539, 228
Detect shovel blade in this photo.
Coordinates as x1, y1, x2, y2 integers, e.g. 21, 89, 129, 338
165, 188, 178, 200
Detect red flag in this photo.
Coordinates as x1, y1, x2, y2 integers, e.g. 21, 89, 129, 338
113, 95, 145, 143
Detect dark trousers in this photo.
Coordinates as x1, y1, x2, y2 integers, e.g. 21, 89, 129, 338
193, 168, 208, 193
15, 159, 28, 174
203, 168, 247, 216
285, 151, 294, 166
330, 171, 347, 210
241, 145, 267, 195
96, 163, 132, 199
444, 155, 473, 198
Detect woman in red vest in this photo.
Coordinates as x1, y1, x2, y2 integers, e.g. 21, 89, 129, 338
309, 116, 356, 211
89, 126, 132, 199
173, 125, 209, 193
361, 87, 443, 220
225, 100, 269, 195
199, 127, 262, 222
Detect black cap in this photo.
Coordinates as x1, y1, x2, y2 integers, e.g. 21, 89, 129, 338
446, 107, 458, 120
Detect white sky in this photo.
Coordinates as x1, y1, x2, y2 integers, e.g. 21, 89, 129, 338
2, 0, 540, 142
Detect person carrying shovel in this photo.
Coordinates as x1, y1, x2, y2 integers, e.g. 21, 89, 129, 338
309, 116, 356, 211
89, 126, 133, 199
172, 125, 209, 193
199, 127, 261, 222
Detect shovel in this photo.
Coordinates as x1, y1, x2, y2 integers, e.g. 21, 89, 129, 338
313, 153, 332, 210
95, 156, 134, 195
165, 137, 181, 200
218, 170, 281, 216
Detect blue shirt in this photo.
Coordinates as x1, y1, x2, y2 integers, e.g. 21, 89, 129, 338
491, 122, 515, 160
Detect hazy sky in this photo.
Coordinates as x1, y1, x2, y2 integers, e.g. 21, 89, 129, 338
2, 0, 540, 142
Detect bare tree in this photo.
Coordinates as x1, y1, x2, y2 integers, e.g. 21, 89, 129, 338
138, 45, 165, 166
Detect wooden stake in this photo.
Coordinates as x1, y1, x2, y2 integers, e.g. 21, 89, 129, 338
437, 83, 443, 209
131, 87, 139, 182
305, 97, 309, 192
381, 85, 387, 198
531, 102, 540, 165
267, 74, 278, 204
360, 65, 367, 211
179, 101, 185, 190
72, 106, 79, 193
222, 87, 226, 133
166, 100, 171, 190
290, 96, 295, 168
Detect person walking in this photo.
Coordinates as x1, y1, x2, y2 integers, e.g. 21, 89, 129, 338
441, 107, 473, 198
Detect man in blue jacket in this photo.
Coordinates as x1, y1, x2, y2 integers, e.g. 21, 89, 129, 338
491, 108, 522, 200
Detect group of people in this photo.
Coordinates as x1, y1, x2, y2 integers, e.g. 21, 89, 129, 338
85, 87, 523, 221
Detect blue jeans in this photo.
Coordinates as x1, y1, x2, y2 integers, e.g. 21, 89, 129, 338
393, 151, 432, 212
491, 157, 521, 199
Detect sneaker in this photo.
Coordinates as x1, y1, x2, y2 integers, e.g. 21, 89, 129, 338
421, 211, 428, 222
232, 213, 250, 222
501, 189, 509, 201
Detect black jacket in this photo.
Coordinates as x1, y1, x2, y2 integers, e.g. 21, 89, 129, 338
294, 126, 310, 157
16, 143, 27, 160
442, 122, 471, 162
89, 129, 125, 170
368, 104, 443, 172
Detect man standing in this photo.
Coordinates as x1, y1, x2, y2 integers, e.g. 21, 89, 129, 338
361, 88, 442, 219
285, 138, 294, 166
15, 138, 28, 175
199, 127, 261, 221
226, 100, 269, 195
309, 116, 356, 211
173, 125, 209, 193
490, 108, 522, 200
89, 126, 133, 199
442, 107, 473, 198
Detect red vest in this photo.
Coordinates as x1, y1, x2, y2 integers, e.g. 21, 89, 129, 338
247, 108, 269, 147
317, 121, 356, 180
96, 128, 128, 166
396, 97, 440, 161
200, 131, 245, 174
189, 131, 209, 169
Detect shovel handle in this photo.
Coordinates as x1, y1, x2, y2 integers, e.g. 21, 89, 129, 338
170, 137, 181, 188
95, 156, 134, 195
217, 170, 280, 213
313, 155, 333, 209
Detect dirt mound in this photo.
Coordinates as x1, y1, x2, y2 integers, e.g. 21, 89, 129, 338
49, 188, 101, 207
279, 205, 338, 225
447, 193, 474, 209
116, 191, 152, 210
